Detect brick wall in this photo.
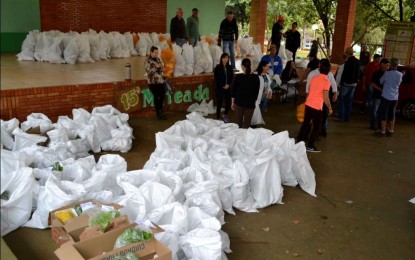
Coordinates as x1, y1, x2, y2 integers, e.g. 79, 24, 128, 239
40, 0, 167, 33
1, 75, 215, 121
249, 0, 268, 50
331, 0, 357, 64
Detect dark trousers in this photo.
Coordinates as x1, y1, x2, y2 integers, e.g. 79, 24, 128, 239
297, 105, 323, 148
216, 88, 231, 119
321, 103, 328, 133
378, 97, 397, 121
149, 83, 165, 113
234, 104, 255, 129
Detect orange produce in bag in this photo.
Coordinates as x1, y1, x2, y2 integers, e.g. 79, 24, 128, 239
205, 37, 212, 45
159, 35, 165, 42
161, 48, 176, 77
167, 39, 173, 49
132, 33, 139, 45
296, 102, 305, 123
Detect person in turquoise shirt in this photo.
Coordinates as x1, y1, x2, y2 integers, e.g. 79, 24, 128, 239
187, 8, 200, 47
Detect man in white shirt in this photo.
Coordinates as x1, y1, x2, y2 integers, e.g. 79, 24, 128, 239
305, 58, 338, 137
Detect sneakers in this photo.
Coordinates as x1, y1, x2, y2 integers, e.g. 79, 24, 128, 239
374, 130, 385, 136
306, 146, 321, 153
223, 115, 230, 123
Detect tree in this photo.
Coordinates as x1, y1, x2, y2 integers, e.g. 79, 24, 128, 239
353, 0, 415, 49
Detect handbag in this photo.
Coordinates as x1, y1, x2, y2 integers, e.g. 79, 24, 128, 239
164, 78, 174, 95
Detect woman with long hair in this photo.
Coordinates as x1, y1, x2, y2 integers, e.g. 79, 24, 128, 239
251, 60, 272, 127
144, 46, 167, 120
214, 53, 234, 122
231, 58, 260, 128
280, 60, 299, 82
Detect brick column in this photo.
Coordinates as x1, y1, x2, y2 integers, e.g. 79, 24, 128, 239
249, 0, 268, 50
331, 0, 357, 64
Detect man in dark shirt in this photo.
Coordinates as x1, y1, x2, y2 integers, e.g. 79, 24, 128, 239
218, 10, 239, 70
369, 58, 390, 129
336, 46, 361, 121
284, 22, 301, 61
170, 8, 189, 47
271, 16, 285, 53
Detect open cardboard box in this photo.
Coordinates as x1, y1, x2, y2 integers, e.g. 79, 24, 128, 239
50, 199, 164, 246
50, 199, 125, 245
55, 223, 172, 260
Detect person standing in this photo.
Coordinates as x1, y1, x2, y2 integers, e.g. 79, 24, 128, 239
376, 57, 403, 136
336, 46, 360, 122
359, 44, 371, 70
297, 59, 333, 152
271, 15, 285, 53
218, 10, 239, 70
308, 40, 318, 58
231, 58, 260, 128
360, 54, 382, 113
284, 22, 301, 61
369, 58, 390, 130
170, 8, 189, 47
145, 46, 167, 120
214, 53, 234, 123
305, 59, 338, 137
187, 8, 200, 47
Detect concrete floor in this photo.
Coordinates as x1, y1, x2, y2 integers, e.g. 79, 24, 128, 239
3, 100, 415, 259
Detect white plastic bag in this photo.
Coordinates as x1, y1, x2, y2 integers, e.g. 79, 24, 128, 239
289, 142, 317, 197
24, 179, 86, 229
1, 167, 37, 235
17, 30, 38, 61
44, 36, 65, 64
230, 160, 258, 212
187, 207, 221, 231
12, 128, 48, 151
77, 34, 94, 63
148, 202, 188, 233
64, 38, 79, 64
21, 113, 53, 133
124, 32, 138, 56
180, 228, 222, 260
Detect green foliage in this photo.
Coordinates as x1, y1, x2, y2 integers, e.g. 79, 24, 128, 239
353, 0, 415, 45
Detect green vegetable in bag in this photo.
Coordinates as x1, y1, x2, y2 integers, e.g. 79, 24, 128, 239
52, 162, 64, 171
112, 253, 139, 260
89, 210, 120, 231
114, 228, 153, 249
1, 190, 10, 200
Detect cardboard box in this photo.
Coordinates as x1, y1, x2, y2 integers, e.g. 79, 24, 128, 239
50, 200, 125, 245
55, 224, 172, 260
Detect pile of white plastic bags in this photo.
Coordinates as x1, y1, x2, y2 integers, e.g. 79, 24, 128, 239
1, 108, 317, 260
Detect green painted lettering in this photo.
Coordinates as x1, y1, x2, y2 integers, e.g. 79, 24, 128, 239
174, 91, 183, 103
166, 92, 172, 105
183, 90, 192, 102
141, 89, 154, 108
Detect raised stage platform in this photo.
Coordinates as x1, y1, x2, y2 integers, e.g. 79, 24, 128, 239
1, 53, 223, 121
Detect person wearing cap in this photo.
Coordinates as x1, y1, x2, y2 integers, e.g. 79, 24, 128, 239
360, 53, 382, 114
170, 8, 189, 47
376, 57, 402, 136
369, 58, 390, 130
218, 10, 239, 70
283, 22, 301, 61
187, 8, 200, 47
271, 15, 285, 53
336, 46, 360, 122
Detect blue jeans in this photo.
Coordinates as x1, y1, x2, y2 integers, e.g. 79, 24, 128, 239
337, 83, 356, 121
175, 38, 187, 47
191, 38, 198, 47
260, 98, 268, 111
370, 98, 381, 128
222, 41, 236, 69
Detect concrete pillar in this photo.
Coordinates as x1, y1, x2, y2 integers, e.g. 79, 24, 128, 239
331, 0, 358, 64
249, 0, 268, 51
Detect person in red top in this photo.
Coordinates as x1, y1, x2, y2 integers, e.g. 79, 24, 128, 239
361, 54, 382, 113
296, 59, 333, 152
